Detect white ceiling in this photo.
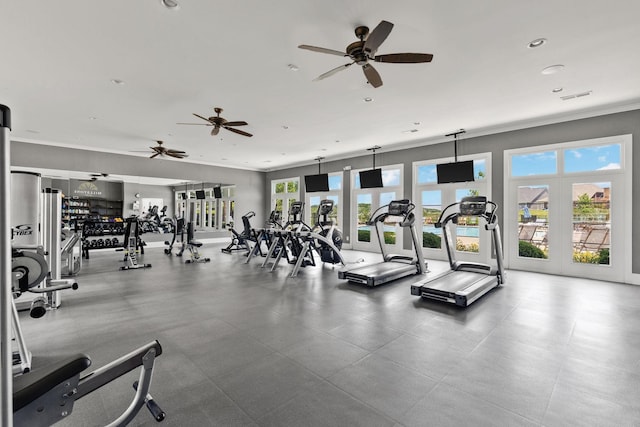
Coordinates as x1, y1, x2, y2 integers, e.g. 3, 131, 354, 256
2, 0, 640, 173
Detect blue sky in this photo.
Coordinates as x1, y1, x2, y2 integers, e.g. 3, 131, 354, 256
512, 144, 621, 176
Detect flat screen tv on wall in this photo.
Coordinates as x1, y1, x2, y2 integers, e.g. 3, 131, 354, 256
304, 173, 330, 192
213, 187, 222, 199
436, 160, 475, 184
359, 168, 383, 189
195, 190, 206, 199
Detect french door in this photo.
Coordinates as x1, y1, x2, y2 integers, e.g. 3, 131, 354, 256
414, 155, 491, 266
351, 165, 403, 253
505, 136, 630, 282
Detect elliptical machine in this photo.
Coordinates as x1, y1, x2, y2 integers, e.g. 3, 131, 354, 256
312, 199, 343, 264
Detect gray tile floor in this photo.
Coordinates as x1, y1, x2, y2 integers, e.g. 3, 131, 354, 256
18, 243, 640, 426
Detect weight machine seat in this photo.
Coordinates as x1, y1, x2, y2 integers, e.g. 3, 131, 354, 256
13, 354, 91, 411
189, 240, 203, 248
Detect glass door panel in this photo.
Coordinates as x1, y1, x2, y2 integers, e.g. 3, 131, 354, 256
455, 188, 480, 253
356, 193, 372, 243
221, 200, 228, 229
571, 182, 610, 265
309, 196, 320, 226
517, 185, 549, 260
380, 192, 397, 245
421, 190, 442, 249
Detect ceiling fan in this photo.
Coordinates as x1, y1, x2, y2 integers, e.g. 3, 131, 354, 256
149, 140, 188, 159
89, 173, 109, 181
298, 20, 434, 88
177, 107, 253, 137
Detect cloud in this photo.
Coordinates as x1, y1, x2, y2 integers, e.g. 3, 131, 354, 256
597, 163, 620, 170
568, 149, 582, 159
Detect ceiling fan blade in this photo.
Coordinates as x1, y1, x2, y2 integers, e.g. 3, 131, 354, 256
166, 149, 186, 154
150, 152, 160, 159
224, 126, 253, 137
224, 121, 248, 127
374, 53, 433, 63
364, 20, 394, 55
362, 63, 383, 88
298, 44, 347, 57
167, 152, 188, 159
177, 122, 213, 126
313, 62, 354, 81
193, 113, 213, 123
211, 126, 220, 136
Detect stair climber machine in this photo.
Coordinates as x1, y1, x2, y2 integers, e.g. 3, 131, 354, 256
287, 199, 348, 277
244, 209, 283, 264
339, 199, 427, 287
260, 201, 313, 273
410, 196, 505, 307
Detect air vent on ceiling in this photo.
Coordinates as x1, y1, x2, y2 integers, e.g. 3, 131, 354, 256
560, 90, 592, 101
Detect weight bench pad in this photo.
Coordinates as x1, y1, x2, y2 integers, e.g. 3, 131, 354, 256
13, 354, 91, 411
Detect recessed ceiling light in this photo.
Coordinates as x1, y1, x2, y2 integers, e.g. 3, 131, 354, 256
161, 0, 179, 9
552, 87, 563, 93
335, 140, 340, 143
402, 129, 419, 134
111, 79, 125, 85
363, 97, 373, 102
282, 125, 289, 130
89, 116, 97, 120
287, 64, 299, 71
413, 122, 421, 126
527, 38, 547, 48
541, 65, 564, 75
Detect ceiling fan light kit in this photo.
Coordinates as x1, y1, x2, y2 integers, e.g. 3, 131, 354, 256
299, 20, 434, 88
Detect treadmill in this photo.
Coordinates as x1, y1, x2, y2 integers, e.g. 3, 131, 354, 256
410, 196, 505, 307
339, 199, 427, 287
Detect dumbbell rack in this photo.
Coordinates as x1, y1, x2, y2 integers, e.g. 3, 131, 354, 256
82, 220, 126, 259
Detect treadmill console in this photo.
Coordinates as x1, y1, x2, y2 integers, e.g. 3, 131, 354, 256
460, 196, 487, 216
388, 199, 411, 216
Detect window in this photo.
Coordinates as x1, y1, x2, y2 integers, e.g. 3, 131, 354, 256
271, 177, 300, 222
564, 144, 621, 173
351, 165, 403, 251
413, 154, 491, 263
511, 151, 557, 176
306, 172, 342, 227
